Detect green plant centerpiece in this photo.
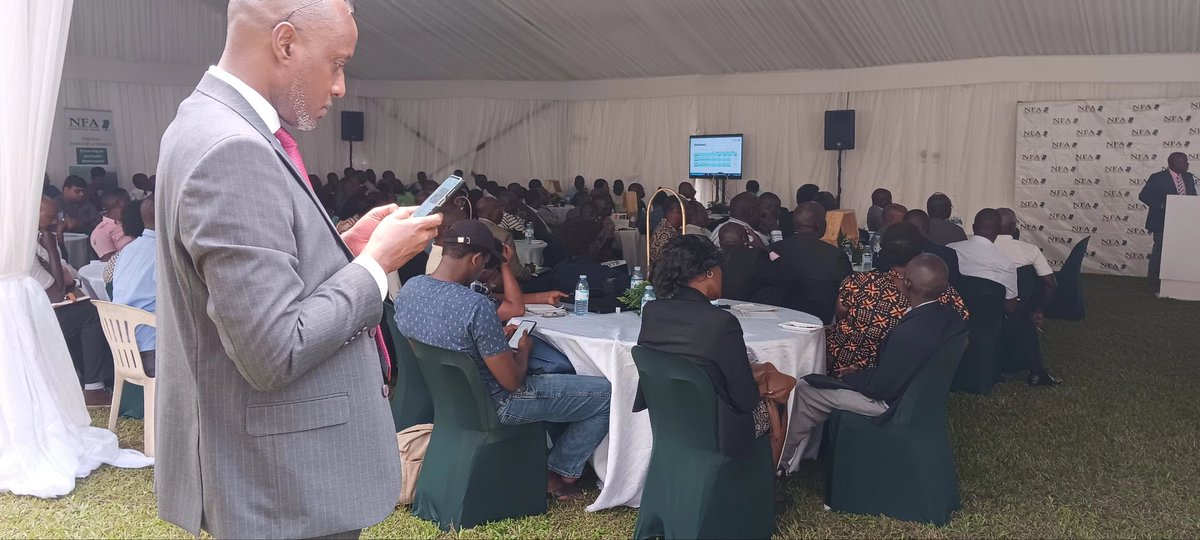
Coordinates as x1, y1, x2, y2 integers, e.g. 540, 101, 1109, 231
619, 281, 649, 313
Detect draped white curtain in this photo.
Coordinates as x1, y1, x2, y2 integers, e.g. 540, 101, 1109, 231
0, 0, 152, 499
47, 75, 1200, 228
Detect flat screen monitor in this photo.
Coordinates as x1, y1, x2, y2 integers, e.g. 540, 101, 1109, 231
689, 134, 743, 179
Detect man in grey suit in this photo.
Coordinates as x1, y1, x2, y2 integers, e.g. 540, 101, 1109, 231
154, 1, 441, 537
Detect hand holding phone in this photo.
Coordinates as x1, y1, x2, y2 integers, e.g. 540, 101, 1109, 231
508, 320, 537, 349
412, 175, 466, 218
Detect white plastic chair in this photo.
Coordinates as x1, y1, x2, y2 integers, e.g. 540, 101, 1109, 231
92, 300, 156, 457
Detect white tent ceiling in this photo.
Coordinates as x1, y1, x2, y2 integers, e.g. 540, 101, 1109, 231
68, 0, 1200, 82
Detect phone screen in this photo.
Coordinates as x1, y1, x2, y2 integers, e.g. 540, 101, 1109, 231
508, 320, 537, 349
412, 175, 465, 218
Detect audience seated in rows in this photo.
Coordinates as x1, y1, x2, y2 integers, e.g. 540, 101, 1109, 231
648, 196, 682, 264
395, 220, 611, 502
33, 196, 112, 407
111, 196, 158, 377
55, 175, 102, 235
866, 188, 892, 232
542, 218, 629, 312
901, 209, 963, 286
476, 197, 533, 282
710, 192, 769, 245
994, 208, 1061, 386
636, 235, 771, 458
926, 193, 968, 245
827, 223, 969, 377
947, 209, 1018, 303
759, 192, 792, 239
791, 254, 967, 452
767, 202, 852, 323
90, 188, 135, 262
717, 224, 771, 302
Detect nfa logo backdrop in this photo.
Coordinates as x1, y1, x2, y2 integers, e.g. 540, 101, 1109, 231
1015, 98, 1200, 276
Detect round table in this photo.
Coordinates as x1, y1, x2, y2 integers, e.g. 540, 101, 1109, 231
614, 228, 644, 268
62, 233, 91, 271
514, 239, 547, 268
524, 302, 826, 511
77, 260, 109, 301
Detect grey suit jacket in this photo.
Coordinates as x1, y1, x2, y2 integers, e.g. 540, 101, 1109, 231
155, 73, 400, 538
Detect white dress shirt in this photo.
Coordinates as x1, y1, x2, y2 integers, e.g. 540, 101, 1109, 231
208, 66, 388, 300
994, 235, 1053, 277
948, 236, 1019, 300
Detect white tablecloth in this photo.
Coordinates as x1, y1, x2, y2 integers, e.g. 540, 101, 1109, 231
77, 261, 109, 301
615, 229, 644, 269
526, 302, 826, 511
514, 239, 547, 268
62, 233, 90, 271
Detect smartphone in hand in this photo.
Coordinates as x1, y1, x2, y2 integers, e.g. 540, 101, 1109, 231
508, 320, 537, 349
412, 175, 465, 218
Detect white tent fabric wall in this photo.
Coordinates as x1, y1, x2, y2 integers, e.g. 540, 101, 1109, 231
1, 0, 153, 500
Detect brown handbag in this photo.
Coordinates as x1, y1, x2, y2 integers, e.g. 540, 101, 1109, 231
751, 362, 797, 469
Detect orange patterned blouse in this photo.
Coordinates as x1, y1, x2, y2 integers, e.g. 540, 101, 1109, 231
826, 269, 969, 377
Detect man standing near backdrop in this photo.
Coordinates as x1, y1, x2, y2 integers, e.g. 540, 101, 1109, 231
155, 0, 441, 538
1139, 152, 1197, 293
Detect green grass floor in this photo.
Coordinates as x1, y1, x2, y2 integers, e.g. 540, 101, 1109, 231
3, 275, 1199, 538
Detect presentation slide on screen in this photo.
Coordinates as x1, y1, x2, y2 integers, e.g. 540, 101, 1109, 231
690, 135, 743, 177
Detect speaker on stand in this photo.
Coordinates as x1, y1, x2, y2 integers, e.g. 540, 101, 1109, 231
341, 111, 364, 167
824, 109, 855, 207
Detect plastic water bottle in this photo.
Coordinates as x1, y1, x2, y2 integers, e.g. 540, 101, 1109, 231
869, 232, 882, 256
640, 285, 656, 311
630, 266, 644, 289
843, 244, 855, 263
523, 221, 534, 241
574, 275, 590, 316
861, 239, 875, 271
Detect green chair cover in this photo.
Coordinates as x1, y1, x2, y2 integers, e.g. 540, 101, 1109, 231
1002, 265, 1043, 373
408, 340, 547, 531
382, 302, 434, 431
1046, 236, 1090, 321
630, 346, 775, 540
825, 331, 969, 526
951, 276, 1005, 394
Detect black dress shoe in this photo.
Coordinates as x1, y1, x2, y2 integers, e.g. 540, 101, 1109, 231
1028, 372, 1062, 386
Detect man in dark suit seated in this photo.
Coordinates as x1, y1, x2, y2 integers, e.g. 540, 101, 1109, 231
717, 223, 772, 302
902, 209, 962, 287
788, 254, 967, 453
767, 202, 852, 323
1138, 152, 1197, 292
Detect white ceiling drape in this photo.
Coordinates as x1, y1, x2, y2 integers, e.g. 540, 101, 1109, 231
67, 0, 1200, 82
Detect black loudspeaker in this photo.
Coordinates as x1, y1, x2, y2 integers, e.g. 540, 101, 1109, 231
824, 109, 855, 150
341, 111, 364, 142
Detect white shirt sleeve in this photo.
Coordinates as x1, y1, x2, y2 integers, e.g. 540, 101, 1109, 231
1031, 247, 1054, 277
352, 255, 388, 300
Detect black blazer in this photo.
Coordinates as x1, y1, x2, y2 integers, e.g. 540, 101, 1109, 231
720, 246, 773, 302
768, 233, 852, 323
842, 301, 967, 404
635, 286, 761, 457
923, 240, 963, 287
1139, 169, 1197, 233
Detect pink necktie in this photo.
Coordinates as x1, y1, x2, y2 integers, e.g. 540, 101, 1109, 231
1173, 172, 1187, 195
274, 127, 393, 383
274, 127, 311, 188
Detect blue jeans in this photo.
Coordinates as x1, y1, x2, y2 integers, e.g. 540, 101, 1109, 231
496, 374, 611, 478
528, 336, 576, 375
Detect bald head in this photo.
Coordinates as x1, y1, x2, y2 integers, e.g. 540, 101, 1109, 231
719, 223, 751, 250
792, 201, 827, 238
476, 196, 504, 223
996, 208, 1018, 236
972, 208, 1002, 241
903, 253, 949, 306
222, 0, 357, 131
883, 203, 908, 228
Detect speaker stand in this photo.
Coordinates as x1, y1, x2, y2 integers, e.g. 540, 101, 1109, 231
348, 141, 354, 168
713, 173, 729, 205
835, 150, 844, 208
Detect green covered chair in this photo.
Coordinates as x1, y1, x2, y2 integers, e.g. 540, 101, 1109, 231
382, 302, 434, 431
825, 331, 969, 526
1046, 236, 1090, 321
630, 346, 775, 540
408, 340, 547, 531
1002, 265, 1043, 374
951, 276, 1005, 394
